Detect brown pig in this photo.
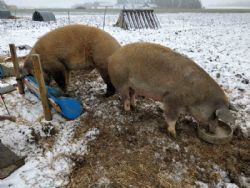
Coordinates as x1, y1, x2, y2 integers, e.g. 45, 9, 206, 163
108, 42, 235, 137
23, 24, 121, 96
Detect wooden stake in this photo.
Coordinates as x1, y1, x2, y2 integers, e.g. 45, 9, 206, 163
31, 54, 52, 121
103, 6, 107, 30
67, 11, 70, 24
9, 44, 25, 94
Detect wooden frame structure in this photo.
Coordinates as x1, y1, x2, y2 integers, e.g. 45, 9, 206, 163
9, 44, 52, 121
114, 9, 160, 30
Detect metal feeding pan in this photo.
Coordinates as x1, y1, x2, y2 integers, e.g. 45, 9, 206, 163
197, 121, 233, 144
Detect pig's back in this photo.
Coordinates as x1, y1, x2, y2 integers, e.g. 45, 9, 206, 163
110, 42, 227, 104
32, 25, 94, 57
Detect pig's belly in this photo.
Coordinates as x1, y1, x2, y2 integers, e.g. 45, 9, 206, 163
129, 79, 164, 101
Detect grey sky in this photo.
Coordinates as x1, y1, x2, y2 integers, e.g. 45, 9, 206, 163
4, 0, 250, 8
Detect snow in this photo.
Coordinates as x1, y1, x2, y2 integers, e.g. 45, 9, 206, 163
0, 11, 250, 187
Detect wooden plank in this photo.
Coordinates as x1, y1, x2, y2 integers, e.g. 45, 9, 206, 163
126, 11, 134, 29
134, 11, 143, 28
138, 11, 146, 28
148, 10, 157, 29
118, 12, 124, 28
131, 11, 139, 29
9, 44, 25, 94
123, 11, 130, 29
31, 54, 52, 121
145, 11, 153, 29
141, 11, 149, 29
148, 11, 157, 29
153, 11, 161, 28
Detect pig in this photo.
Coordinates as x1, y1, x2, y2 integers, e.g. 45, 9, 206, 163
22, 24, 121, 97
108, 42, 235, 137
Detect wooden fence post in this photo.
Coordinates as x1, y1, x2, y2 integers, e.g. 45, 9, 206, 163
103, 6, 107, 30
67, 10, 70, 24
31, 54, 52, 121
9, 44, 25, 94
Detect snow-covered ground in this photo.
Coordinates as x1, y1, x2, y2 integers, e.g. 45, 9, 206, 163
0, 12, 249, 187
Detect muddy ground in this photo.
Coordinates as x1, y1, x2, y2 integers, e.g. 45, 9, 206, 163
51, 70, 250, 188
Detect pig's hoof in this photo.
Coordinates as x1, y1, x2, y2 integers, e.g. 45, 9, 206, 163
124, 99, 131, 111
124, 105, 131, 112
167, 127, 177, 138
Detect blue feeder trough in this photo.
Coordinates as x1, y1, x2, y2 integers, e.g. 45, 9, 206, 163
23, 76, 83, 120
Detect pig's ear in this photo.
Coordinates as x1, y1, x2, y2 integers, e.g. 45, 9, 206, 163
215, 108, 235, 125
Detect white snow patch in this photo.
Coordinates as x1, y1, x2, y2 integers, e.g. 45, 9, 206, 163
0, 11, 249, 187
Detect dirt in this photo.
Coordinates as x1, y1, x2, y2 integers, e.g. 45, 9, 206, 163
60, 70, 250, 187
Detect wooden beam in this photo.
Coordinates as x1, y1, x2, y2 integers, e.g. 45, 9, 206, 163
148, 11, 157, 29
141, 11, 149, 29
9, 44, 25, 94
135, 11, 143, 28
125, 11, 134, 29
131, 11, 139, 29
31, 54, 52, 121
138, 11, 145, 28
123, 11, 130, 29
153, 11, 161, 28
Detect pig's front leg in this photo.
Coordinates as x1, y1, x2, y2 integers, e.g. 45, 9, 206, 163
124, 98, 131, 111
121, 88, 131, 111
129, 88, 136, 109
165, 117, 177, 138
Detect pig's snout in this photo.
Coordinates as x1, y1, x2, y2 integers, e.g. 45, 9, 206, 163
215, 108, 235, 128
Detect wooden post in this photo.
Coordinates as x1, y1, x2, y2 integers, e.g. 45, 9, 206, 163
67, 11, 70, 24
31, 54, 52, 121
103, 6, 107, 30
9, 44, 25, 94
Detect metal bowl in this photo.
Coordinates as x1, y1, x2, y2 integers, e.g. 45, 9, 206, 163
197, 121, 233, 144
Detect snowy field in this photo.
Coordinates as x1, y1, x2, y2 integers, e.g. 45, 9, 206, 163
0, 12, 250, 187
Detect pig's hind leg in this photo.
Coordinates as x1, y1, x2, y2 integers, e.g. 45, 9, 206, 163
163, 94, 182, 138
